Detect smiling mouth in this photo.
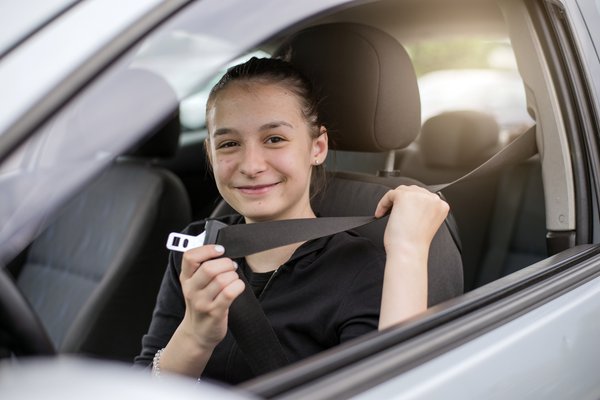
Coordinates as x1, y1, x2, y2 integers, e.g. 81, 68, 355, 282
235, 182, 279, 195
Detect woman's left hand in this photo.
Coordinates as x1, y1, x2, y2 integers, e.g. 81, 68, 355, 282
375, 185, 449, 255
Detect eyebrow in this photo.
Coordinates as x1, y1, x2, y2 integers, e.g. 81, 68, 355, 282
212, 121, 293, 138
212, 128, 235, 138
259, 121, 294, 131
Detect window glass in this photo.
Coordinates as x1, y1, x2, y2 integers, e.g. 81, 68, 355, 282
178, 50, 270, 131
582, 0, 600, 58
0, 0, 78, 56
407, 38, 533, 141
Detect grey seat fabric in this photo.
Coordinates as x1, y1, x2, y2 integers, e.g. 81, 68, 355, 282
15, 76, 191, 362
475, 158, 547, 286
213, 23, 463, 305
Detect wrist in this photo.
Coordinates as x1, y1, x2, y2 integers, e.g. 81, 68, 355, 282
384, 240, 429, 262
156, 324, 217, 378
179, 316, 221, 352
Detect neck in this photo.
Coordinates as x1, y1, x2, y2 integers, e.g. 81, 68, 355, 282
244, 206, 317, 225
245, 242, 304, 273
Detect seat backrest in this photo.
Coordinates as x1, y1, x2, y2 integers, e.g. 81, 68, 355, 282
475, 157, 547, 286
15, 71, 191, 361
213, 23, 463, 305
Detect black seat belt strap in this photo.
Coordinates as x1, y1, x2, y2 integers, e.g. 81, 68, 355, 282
428, 124, 537, 193
228, 268, 290, 375
217, 216, 376, 259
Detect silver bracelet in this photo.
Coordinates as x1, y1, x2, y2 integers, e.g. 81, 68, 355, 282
152, 348, 165, 377
152, 347, 202, 382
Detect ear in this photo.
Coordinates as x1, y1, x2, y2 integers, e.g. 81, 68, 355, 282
312, 126, 328, 163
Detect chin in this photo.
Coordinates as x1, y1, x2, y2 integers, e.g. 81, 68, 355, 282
244, 211, 280, 223
231, 204, 277, 223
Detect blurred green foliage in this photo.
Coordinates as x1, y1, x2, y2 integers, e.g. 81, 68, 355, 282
406, 39, 514, 77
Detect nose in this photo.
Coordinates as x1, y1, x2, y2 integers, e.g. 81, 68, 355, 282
239, 143, 267, 177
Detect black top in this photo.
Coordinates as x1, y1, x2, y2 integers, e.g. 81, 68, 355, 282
135, 214, 385, 384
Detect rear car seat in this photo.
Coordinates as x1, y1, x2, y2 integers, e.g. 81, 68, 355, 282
398, 110, 501, 183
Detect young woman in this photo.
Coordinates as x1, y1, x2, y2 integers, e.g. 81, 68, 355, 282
135, 57, 449, 384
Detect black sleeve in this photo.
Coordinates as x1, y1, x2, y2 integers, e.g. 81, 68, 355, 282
334, 252, 385, 343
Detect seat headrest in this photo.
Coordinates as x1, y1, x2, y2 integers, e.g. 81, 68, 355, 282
276, 23, 420, 152
420, 110, 499, 168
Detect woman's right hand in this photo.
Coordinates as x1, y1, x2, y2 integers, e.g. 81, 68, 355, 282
179, 244, 245, 352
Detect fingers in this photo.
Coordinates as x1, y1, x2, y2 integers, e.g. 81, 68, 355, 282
374, 188, 395, 218
179, 244, 244, 318
375, 185, 447, 218
186, 270, 244, 317
180, 244, 226, 280
211, 279, 245, 313
195, 269, 240, 303
175, 243, 244, 351
376, 185, 450, 251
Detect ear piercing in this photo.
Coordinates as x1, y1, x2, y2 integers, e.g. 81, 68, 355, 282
314, 159, 321, 165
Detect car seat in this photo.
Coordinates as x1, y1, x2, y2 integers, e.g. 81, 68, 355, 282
13, 71, 191, 362
212, 23, 463, 305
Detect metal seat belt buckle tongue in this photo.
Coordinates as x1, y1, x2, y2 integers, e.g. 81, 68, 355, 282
166, 220, 228, 252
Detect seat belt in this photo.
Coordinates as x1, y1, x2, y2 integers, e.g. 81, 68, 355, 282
166, 124, 538, 376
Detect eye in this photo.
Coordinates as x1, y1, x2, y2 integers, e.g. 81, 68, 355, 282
265, 136, 286, 144
216, 141, 239, 149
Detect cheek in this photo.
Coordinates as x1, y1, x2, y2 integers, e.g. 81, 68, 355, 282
212, 157, 236, 180
276, 148, 312, 176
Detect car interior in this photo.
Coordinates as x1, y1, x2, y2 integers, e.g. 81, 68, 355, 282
2, 0, 562, 387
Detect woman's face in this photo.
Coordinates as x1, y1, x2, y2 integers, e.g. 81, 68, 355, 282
206, 81, 328, 223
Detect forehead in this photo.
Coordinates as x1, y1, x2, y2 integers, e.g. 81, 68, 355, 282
217, 80, 301, 104
208, 81, 305, 124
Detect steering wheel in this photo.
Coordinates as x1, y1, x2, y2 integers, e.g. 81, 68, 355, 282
0, 268, 55, 357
